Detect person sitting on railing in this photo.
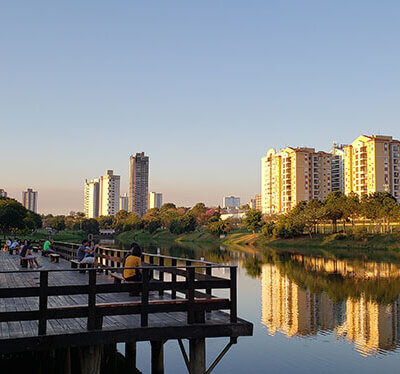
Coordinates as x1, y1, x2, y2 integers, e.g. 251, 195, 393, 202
20, 240, 41, 268
9, 239, 20, 254
3, 238, 11, 252
123, 242, 142, 282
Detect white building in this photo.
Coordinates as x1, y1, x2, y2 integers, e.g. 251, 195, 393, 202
84, 179, 100, 218
100, 170, 120, 216
22, 188, 38, 213
331, 143, 346, 192
149, 192, 163, 209
223, 196, 240, 209
119, 193, 129, 211
0, 189, 7, 198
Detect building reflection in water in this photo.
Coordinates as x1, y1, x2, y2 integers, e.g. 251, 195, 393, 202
261, 259, 400, 357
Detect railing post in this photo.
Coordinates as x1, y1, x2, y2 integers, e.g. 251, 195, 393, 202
187, 267, 195, 324
206, 263, 212, 313
171, 259, 177, 299
230, 266, 237, 323
38, 270, 48, 335
158, 257, 164, 297
149, 255, 154, 279
141, 268, 149, 327
87, 269, 98, 330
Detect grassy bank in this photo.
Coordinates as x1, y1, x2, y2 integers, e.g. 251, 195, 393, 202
25, 229, 87, 244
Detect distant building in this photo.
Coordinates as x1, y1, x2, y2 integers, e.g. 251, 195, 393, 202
331, 142, 346, 192
344, 135, 400, 201
255, 194, 262, 211
100, 170, 120, 216
84, 178, 100, 218
261, 147, 332, 214
119, 193, 129, 211
22, 188, 38, 213
129, 152, 149, 216
149, 192, 163, 209
248, 199, 256, 210
223, 196, 240, 209
0, 189, 7, 198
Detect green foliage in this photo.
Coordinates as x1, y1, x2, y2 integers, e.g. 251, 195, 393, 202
261, 222, 275, 238
207, 220, 231, 236
0, 198, 42, 234
243, 209, 263, 233
81, 218, 99, 234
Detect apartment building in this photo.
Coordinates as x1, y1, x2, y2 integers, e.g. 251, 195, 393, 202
129, 152, 149, 216
149, 192, 163, 209
330, 143, 346, 192
84, 179, 100, 218
119, 193, 129, 211
223, 196, 240, 209
261, 147, 332, 214
344, 135, 400, 201
99, 170, 120, 216
22, 188, 38, 213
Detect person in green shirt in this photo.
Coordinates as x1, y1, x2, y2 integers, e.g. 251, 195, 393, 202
43, 239, 55, 254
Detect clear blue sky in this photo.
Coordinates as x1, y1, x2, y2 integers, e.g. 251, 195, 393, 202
1, 1, 400, 214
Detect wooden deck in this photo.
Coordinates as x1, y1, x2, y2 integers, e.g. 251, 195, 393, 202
0, 250, 252, 354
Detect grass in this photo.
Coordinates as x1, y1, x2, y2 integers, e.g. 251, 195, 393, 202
24, 229, 87, 244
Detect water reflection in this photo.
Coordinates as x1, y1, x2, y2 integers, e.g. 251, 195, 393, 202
261, 255, 400, 357
114, 239, 400, 358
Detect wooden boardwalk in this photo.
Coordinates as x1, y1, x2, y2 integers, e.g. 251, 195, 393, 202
0, 247, 252, 373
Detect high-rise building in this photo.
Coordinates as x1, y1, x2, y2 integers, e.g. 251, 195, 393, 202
344, 135, 400, 201
330, 143, 346, 192
99, 170, 120, 216
0, 189, 7, 198
255, 194, 262, 211
149, 192, 163, 209
223, 196, 240, 209
119, 193, 129, 211
22, 188, 38, 213
261, 147, 332, 214
247, 198, 256, 210
84, 179, 100, 218
129, 152, 149, 216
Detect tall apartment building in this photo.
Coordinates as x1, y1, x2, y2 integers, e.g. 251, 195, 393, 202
22, 188, 38, 213
149, 192, 163, 209
223, 196, 240, 209
255, 194, 262, 211
0, 189, 7, 198
99, 170, 120, 216
344, 135, 400, 201
129, 152, 149, 216
330, 143, 346, 192
261, 147, 332, 214
119, 193, 129, 211
84, 179, 100, 218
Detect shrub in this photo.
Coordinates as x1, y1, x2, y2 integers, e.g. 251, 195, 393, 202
262, 222, 275, 238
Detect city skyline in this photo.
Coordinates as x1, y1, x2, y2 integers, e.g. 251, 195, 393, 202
2, 2, 400, 214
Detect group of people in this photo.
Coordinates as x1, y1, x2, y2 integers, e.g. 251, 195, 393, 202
2, 237, 143, 280
75, 240, 142, 281
1, 238, 42, 268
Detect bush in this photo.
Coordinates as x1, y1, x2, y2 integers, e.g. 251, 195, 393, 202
351, 226, 370, 241
262, 222, 275, 238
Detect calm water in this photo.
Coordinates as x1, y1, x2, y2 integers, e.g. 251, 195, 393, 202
112, 241, 400, 373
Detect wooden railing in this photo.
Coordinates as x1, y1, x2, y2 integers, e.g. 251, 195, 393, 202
0, 244, 238, 337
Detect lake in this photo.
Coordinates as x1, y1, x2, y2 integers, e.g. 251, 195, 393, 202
112, 241, 400, 373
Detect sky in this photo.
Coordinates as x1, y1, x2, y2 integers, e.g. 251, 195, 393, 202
1, 1, 400, 214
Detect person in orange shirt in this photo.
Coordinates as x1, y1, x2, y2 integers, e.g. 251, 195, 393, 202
123, 242, 142, 281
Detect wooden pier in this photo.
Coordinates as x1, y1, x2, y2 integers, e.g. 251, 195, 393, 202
0, 242, 253, 373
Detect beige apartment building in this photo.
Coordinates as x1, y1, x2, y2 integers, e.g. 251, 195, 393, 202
344, 135, 400, 201
261, 147, 332, 214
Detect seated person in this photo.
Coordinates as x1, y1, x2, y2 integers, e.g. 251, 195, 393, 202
20, 240, 41, 268
77, 239, 95, 264
9, 239, 20, 254
123, 242, 142, 282
43, 239, 56, 254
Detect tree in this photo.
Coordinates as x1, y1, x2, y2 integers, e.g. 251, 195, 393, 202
189, 203, 208, 225
243, 209, 263, 233
323, 191, 346, 233
344, 192, 361, 228
97, 215, 115, 229
81, 218, 99, 234
0, 199, 28, 235
303, 199, 324, 236
207, 220, 231, 236
46, 215, 66, 231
